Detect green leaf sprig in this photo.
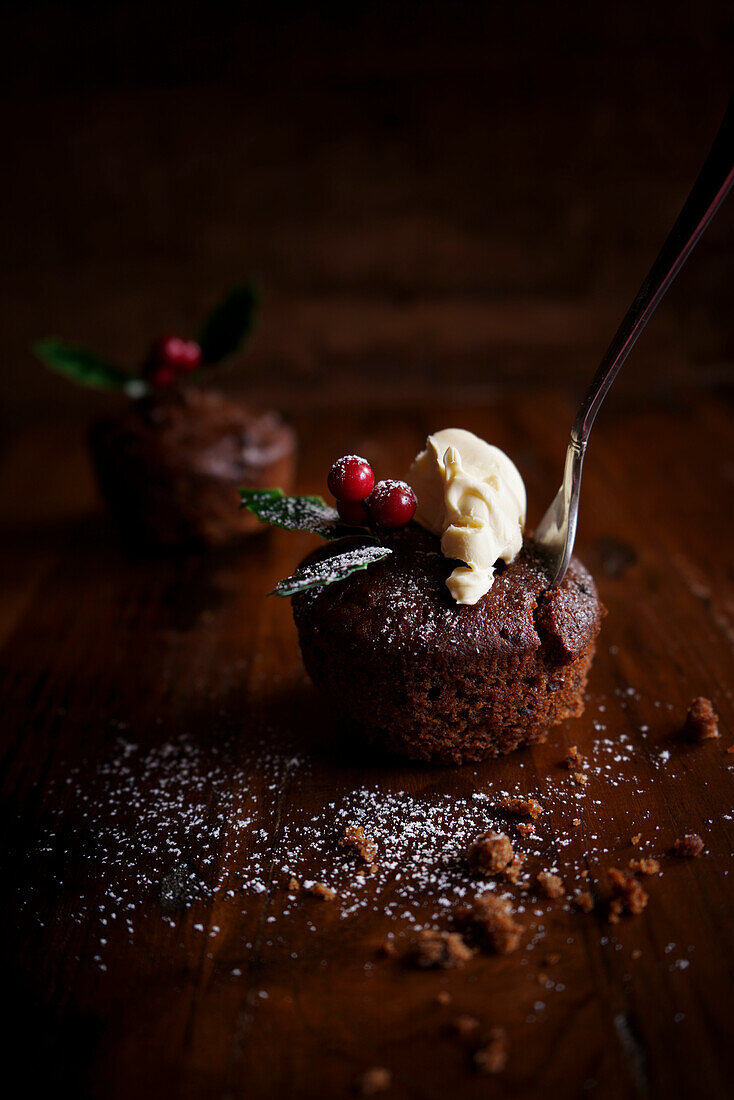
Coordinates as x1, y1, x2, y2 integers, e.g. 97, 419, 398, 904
32, 281, 259, 394
198, 284, 258, 366
32, 340, 147, 396
240, 488, 350, 540
270, 544, 392, 597
239, 487, 392, 596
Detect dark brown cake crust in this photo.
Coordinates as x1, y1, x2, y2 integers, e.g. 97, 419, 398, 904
89, 385, 297, 547
292, 525, 604, 763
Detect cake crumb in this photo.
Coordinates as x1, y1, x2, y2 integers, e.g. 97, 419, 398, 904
629, 858, 660, 876
288, 877, 300, 892
409, 930, 474, 969
453, 1014, 480, 1036
631, 948, 642, 960
631, 834, 642, 846
608, 900, 624, 924
683, 697, 719, 741
503, 856, 525, 884
355, 1066, 392, 1095
517, 821, 534, 838
608, 869, 648, 922
673, 834, 704, 858
340, 825, 378, 865
473, 1028, 508, 1075
305, 881, 336, 901
574, 891, 594, 913
537, 872, 565, 899
565, 745, 584, 768
544, 952, 561, 966
379, 937, 398, 958
435, 990, 452, 1006
457, 895, 523, 955
467, 830, 514, 876
499, 795, 543, 819
573, 819, 582, 828
572, 771, 588, 787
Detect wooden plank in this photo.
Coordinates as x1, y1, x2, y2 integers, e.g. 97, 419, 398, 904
1, 394, 732, 1098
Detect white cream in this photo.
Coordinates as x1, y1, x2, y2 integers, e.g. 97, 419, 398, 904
407, 428, 526, 605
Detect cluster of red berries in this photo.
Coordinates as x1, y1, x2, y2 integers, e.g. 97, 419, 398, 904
144, 335, 202, 388
328, 455, 417, 528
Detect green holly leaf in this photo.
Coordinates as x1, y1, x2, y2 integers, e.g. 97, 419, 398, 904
239, 488, 357, 540
33, 339, 147, 396
270, 544, 392, 597
198, 283, 259, 365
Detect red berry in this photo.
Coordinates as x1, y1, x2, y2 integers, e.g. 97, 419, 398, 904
367, 479, 417, 528
327, 455, 375, 502
337, 498, 370, 526
148, 364, 177, 388
149, 335, 202, 374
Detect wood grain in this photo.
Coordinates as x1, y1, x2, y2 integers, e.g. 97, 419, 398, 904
1, 389, 733, 1100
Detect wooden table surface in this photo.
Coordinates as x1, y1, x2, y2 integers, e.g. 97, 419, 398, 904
2, 386, 733, 1100
2, 3, 734, 1097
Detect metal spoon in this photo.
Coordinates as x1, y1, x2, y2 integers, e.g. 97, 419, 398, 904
535, 98, 734, 586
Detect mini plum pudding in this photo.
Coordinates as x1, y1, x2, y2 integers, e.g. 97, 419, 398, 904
34, 284, 297, 549
244, 431, 604, 765
90, 386, 297, 548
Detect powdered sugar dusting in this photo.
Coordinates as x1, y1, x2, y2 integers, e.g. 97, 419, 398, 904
15, 673, 733, 977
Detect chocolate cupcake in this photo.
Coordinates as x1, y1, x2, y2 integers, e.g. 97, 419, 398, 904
34, 283, 296, 548
244, 428, 604, 763
292, 524, 603, 763
89, 386, 296, 548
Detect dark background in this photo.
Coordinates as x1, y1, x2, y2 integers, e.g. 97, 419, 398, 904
2, 0, 733, 418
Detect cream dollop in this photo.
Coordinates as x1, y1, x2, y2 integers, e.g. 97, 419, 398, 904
407, 428, 526, 605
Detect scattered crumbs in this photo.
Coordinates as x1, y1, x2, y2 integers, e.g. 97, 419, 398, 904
457, 895, 523, 955
340, 825, 378, 865
503, 856, 525, 885
23, 687, 724, 983
565, 746, 584, 769
473, 1028, 509, 1075
453, 1014, 480, 1036
629, 858, 660, 876
304, 881, 337, 901
683, 697, 720, 742
355, 1066, 392, 1096
537, 872, 565, 900
574, 891, 594, 913
409, 930, 474, 969
467, 831, 514, 876
572, 772, 588, 787
498, 795, 543, 819
673, 834, 704, 858
608, 870, 648, 923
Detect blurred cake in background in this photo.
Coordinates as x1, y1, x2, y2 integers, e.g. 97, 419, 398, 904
34, 284, 297, 548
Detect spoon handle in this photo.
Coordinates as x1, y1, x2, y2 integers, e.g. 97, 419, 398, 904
572, 96, 734, 446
